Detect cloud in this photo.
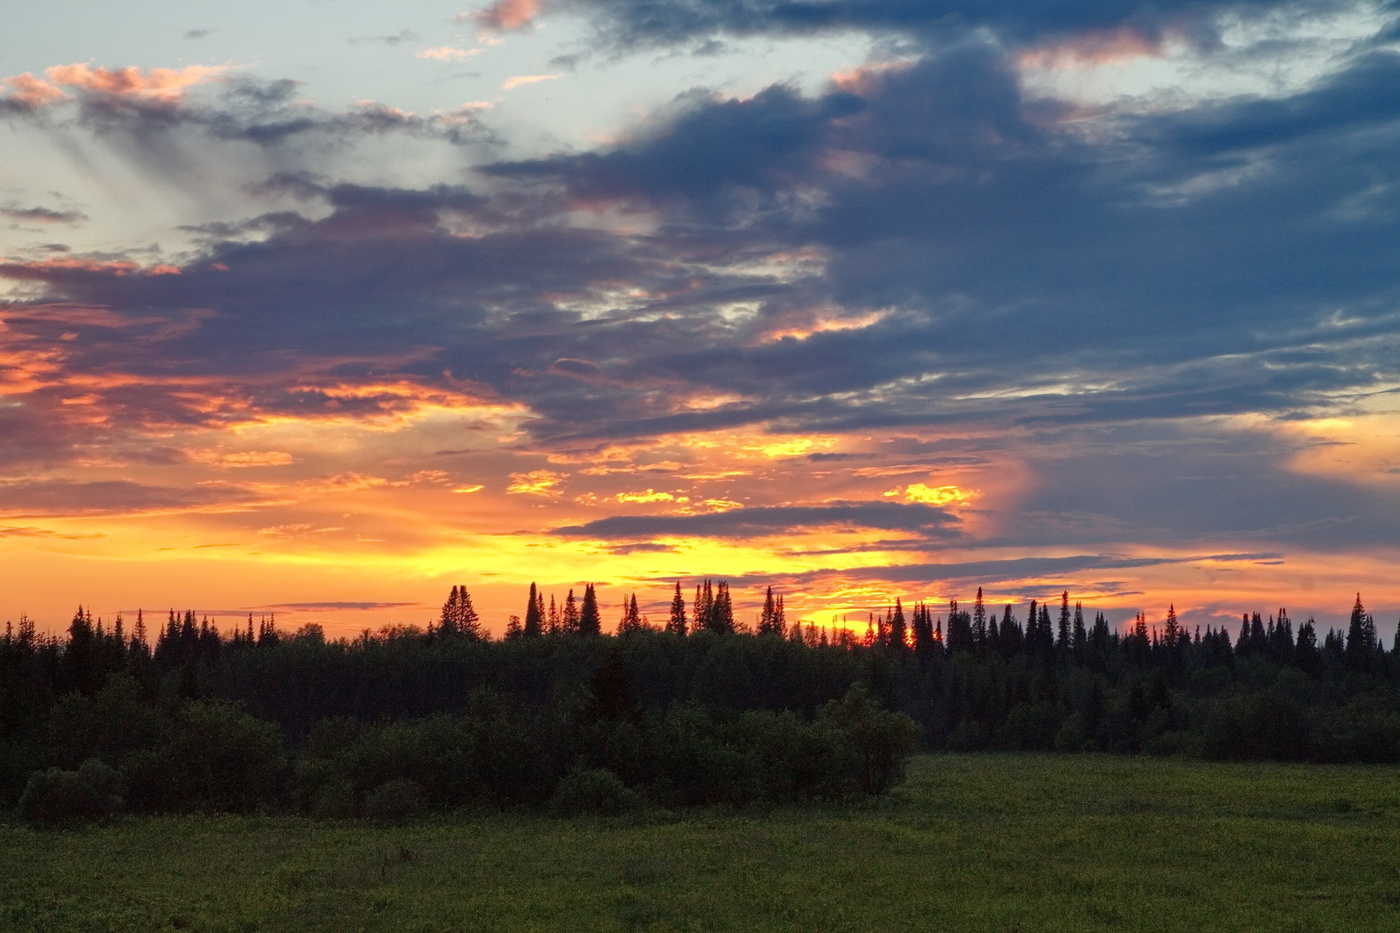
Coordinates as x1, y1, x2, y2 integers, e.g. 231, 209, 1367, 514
349, 30, 418, 46
0, 206, 86, 225
0, 479, 256, 516
417, 46, 481, 61
250, 601, 423, 612
466, 0, 541, 35
42, 63, 227, 105
502, 73, 561, 91
0, 66, 493, 156
0, 525, 102, 540
551, 501, 960, 539
0, 72, 68, 112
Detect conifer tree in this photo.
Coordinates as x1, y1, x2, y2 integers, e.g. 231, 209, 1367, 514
524, 583, 544, 637
759, 586, 779, 635
579, 583, 601, 636
889, 598, 907, 650
1345, 593, 1377, 673
439, 584, 482, 639
563, 589, 580, 635
1057, 591, 1071, 651
618, 594, 644, 635
709, 581, 734, 634
972, 588, 986, 646
667, 581, 688, 635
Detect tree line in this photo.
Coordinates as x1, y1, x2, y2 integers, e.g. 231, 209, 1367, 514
2, 582, 1398, 823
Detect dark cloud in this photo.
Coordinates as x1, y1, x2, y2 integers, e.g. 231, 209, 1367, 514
551, 501, 959, 538
0, 479, 256, 516
3, 11, 1400, 574
251, 601, 423, 611
348, 31, 417, 46
733, 551, 1282, 592
0, 525, 102, 540
0, 71, 494, 158
0, 206, 86, 225
559, 0, 1300, 50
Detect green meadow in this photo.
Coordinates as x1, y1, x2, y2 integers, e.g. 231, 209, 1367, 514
3, 753, 1397, 933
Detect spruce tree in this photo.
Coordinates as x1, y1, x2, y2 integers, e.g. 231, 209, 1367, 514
1345, 593, 1377, 673
889, 599, 907, 650
667, 581, 688, 635
579, 583, 601, 636
563, 589, 580, 635
618, 593, 644, 635
523, 583, 543, 637
1057, 591, 1071, 652
759, 586, 778, 634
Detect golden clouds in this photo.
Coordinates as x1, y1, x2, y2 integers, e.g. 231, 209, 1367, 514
507, 470, 565, 497
889, 483, 977, 506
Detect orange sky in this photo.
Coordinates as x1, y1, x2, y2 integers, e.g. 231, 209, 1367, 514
3, 2, 1400, 641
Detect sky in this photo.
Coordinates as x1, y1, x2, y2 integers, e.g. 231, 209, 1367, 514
3, 0, 1400, 639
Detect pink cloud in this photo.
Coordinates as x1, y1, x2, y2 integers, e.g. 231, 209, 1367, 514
42, 63, 225, 104
1018, 26, 1170, 70
464, 0, 540, 34
502, 73, 560, 91
1, 72, 67, 109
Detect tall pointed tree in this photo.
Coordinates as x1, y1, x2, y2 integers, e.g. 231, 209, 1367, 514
667, 581, 688, 635
523, 583, 544, 637
579, 583, 601, 636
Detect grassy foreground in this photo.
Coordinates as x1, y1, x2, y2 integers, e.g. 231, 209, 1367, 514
2, 753, 1398, 932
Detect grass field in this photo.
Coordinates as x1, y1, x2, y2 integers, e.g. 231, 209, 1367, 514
2, 753, 1398, 932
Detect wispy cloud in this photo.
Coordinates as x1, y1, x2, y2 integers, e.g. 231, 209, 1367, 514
501, 73, 560, 91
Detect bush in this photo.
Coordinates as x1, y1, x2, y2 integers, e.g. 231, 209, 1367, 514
18, 757, 124, 825
549, 767, 641, 816
363, 778, 427, 822
819, 684, 921, 795
125, 701, 284, 812
1201, 690, 1308, 761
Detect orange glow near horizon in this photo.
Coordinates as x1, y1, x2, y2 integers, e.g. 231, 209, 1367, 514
5, 394, 1399, 642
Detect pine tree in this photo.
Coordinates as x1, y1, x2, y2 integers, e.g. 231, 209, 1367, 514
972, 588, 986, 646
439, 584, 482, 639
524, 583, 544, 637
889, 598, 907, 650
667, 581, 688, 635
1345, 593, 1377, 673
1057, 591, 1071, 652
697, 582, 716, 633
579, 583, 601, 636
759, 586, 779, 635
707, 581, 733, 634
618, 593, 644, 635
563, 589, 580, 635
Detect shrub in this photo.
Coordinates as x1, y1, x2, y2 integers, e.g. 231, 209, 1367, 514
819, 684, 921, 795
18, 757, 125, 825
363, 778, 427, 822
125, 701, 284, 812
549, 767, 641, 816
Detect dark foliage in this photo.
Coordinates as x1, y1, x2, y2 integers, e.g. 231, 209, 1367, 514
2, 585, 1398, 824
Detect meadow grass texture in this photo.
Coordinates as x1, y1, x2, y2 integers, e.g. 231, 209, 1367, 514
2, 753, 1397, 932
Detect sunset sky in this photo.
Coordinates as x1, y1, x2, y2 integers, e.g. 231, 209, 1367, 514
3, 0, 1400, 639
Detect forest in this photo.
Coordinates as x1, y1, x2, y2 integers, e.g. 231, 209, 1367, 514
3, 580, 1398, 824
